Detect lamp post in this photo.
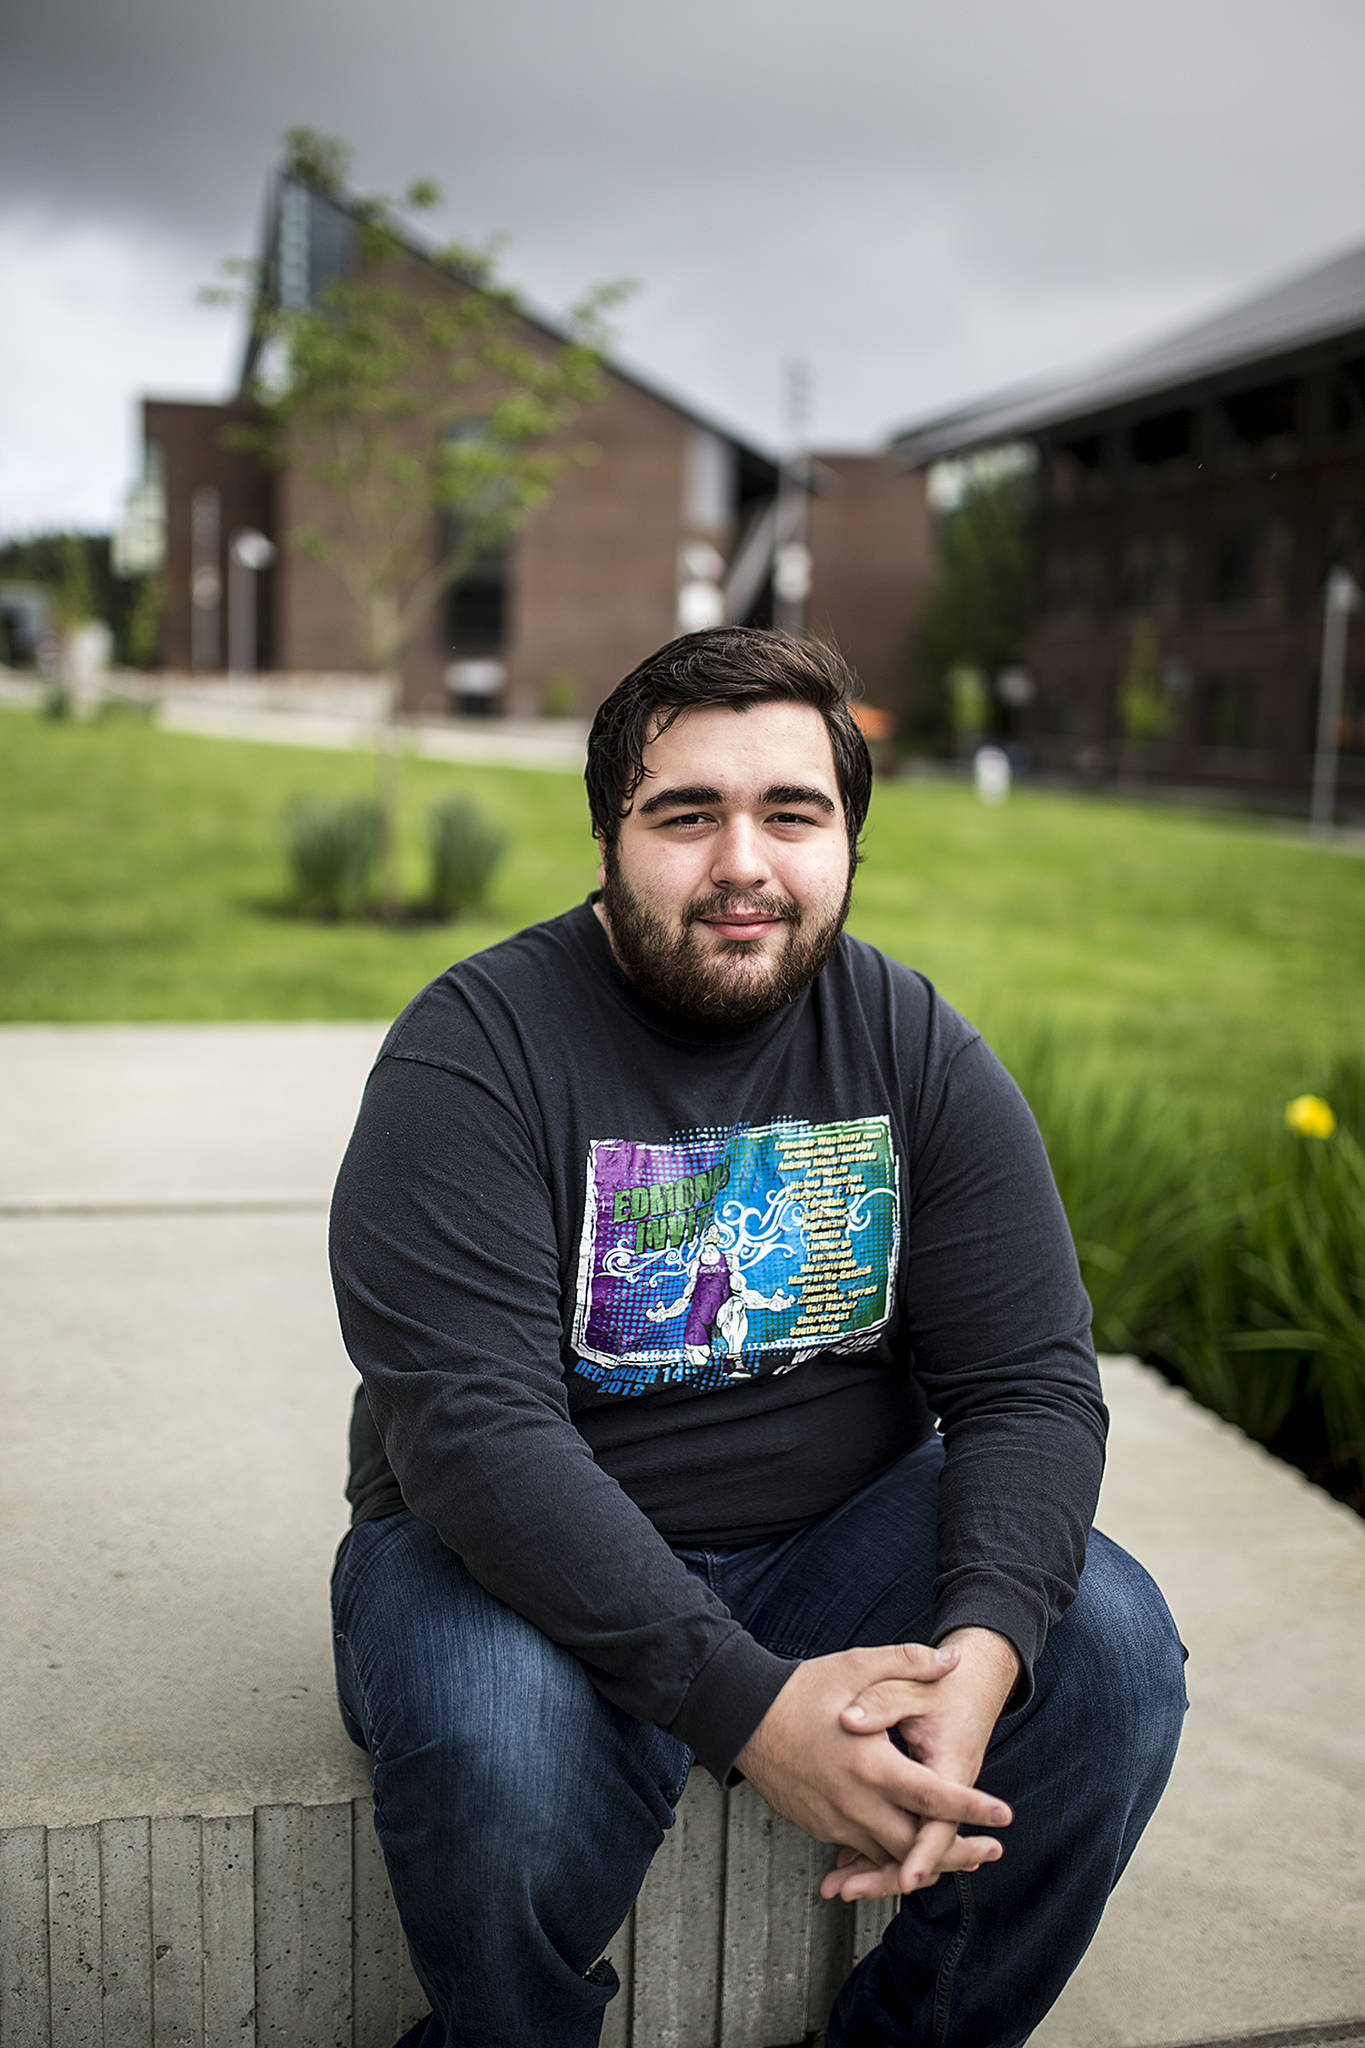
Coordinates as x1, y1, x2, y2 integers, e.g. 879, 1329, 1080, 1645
1310, 566, 1361, 836
227, 529, 277, 678
772, 358, 812, 636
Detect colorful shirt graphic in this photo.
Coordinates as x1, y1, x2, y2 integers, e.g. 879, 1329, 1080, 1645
572, 1116, 900, 1397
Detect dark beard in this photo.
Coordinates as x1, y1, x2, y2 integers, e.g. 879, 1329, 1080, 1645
600, 855, 852, 1026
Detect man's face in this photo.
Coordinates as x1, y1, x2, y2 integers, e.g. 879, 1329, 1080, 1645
596, 701, 853, 1026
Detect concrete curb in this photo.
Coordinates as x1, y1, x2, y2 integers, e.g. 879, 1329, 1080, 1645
0, 1784, 884, 2048
0, 1799, 424, 2048
1159, 2028, 1365, 2048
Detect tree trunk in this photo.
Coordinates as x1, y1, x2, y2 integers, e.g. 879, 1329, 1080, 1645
369, 596, 404, 919
376, 676, 403, 918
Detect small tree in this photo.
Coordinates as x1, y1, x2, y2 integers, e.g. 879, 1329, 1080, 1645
125, 572, 165, 669
910, 472, 1035, 753
1117, 619, 1172, 777
213, 129, 626, 675
208, 128, 628, 906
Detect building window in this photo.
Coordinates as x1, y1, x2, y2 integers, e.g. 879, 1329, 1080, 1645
439, 423, 516, 659
277, 178, 353, 311
1060, 432, 1104, 470
684, 429, 736, 531
1034, 676, 1083, 735
1327, 669, 1365, 757
1196, 674, 1258, 748
1223, 379, 1298, 447
1041, 544, 1101, 616
1329, 357, 1365, 437
1129, 409, 1192, 466
1322, 508, 1365, 595
1115, 534, 1183, 616
444, 543, 511, 653
1120, 540, 1155, 612
1209, 528, 1261, 609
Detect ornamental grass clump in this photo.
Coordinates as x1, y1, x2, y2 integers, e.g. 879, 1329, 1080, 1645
1009, 1034, 1365, 1513
1232, 1077, 1365, 1498
427, 797, 506, 918
285, 797, 386, 918
1151, 1075, 1365, 1505
1001, 1027, 1231, 1358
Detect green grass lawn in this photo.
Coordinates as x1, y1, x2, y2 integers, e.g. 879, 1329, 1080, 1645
3, 705, 1362, 1124
0, 707, 600, 1024
854, 775, 1365, 1117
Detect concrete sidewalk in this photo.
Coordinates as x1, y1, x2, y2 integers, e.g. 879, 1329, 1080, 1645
2, 1023, 1363, 2047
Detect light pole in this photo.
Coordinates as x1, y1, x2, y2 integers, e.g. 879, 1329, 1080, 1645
227, 529, 277, 678
1310, 565, 1360, 836
772, 358, 812, 636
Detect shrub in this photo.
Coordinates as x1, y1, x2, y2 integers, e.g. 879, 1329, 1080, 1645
1231, 1090, 1365, 1495
285, 797, 385, 917
1010, 1034, 1365, 1510
426, 798, 505, 918
1007, 1029, 1231, 1357
540, 673, 581, 719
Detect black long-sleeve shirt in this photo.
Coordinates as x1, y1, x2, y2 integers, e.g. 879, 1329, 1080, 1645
330, 899, 1106, 1781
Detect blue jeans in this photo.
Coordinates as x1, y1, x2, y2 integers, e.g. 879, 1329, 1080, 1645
331, 1436, 1186, 2048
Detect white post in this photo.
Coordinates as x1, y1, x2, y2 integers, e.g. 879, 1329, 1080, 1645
226, 548, 249, 679
1310, 567, 1360, 836
190, 487, 221, 673
772, 358, 812, 636
226, 530, 277, 678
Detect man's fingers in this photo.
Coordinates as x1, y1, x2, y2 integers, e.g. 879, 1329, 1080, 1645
820, 1831, 1004, 1902
817, 1747, 1008, 1878
842, 1682, 941, 1733
840, 1645, 962, 1732
868, 1749, 1011, 1829
820, 1853, 883, 1901
897, 1814, 1005, 1893
841, 1642, 957, 1718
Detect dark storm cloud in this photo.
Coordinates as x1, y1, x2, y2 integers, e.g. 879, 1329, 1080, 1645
6, 0, 1365, 525
10, 0, 1365, 280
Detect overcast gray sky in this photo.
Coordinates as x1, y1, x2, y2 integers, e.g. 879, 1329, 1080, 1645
5, 0, 1365, 535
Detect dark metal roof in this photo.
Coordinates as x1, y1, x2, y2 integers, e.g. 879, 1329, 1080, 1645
892, 237, 1365, 465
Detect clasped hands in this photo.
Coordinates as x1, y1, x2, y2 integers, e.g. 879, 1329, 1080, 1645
734, 1627, 1020, 1904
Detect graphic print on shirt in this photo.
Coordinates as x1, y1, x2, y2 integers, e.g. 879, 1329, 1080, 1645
572, 1116, 899, 1396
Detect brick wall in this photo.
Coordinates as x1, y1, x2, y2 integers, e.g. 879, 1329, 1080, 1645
144, 399, 274, 672
804, 454, 932, 714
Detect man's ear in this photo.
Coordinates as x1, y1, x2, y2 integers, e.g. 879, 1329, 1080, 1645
595, 836, 607, 890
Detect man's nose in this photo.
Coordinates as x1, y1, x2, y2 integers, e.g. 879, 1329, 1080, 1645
710, 817, 770, 891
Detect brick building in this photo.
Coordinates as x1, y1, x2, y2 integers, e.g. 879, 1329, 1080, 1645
134, 171, 930, 719
893, 241, 1365, 812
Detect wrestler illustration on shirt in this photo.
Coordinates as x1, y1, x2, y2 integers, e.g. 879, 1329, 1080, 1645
646, 1227, 794, 1375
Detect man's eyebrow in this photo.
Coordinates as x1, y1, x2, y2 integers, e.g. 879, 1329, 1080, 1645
636, 784, 725, 816
761, 783, 837, 814
635, 782, 838, 818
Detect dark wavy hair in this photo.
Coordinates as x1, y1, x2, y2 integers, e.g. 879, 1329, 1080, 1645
585, 628, 873, 865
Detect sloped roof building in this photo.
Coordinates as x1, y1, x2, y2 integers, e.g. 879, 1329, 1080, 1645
136, 170, 930, 719
894, 240, 1365, 808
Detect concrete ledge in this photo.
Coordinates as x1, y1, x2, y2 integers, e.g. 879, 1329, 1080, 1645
0, 1784, 888, 2048
1, 1799, 423, 2048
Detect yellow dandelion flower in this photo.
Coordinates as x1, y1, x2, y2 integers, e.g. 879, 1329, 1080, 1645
1285, 1095, 1336, 1140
